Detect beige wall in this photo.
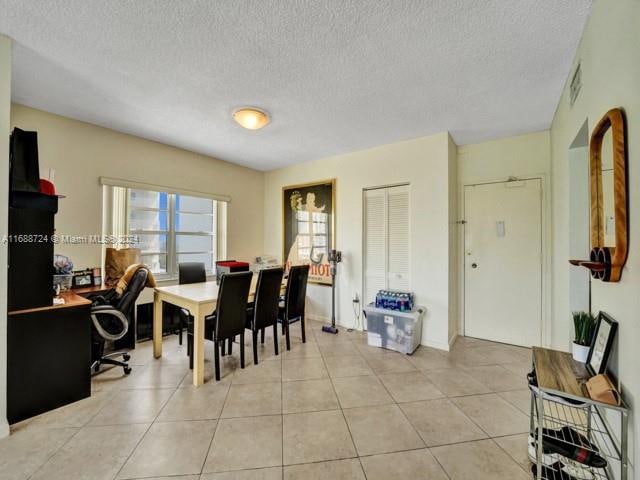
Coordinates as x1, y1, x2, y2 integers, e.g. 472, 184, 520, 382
9, 105, 265, 271
264, 132, 457, 350
447, 135, 458, 341
458, 131, 551, 185
550, 0, 639, 472
0, 35, 12, 439
457, 131, 552, 339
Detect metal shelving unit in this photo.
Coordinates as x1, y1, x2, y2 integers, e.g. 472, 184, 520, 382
530, 348, 629, 480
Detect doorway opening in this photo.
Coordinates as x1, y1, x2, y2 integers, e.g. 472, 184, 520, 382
568, 120, 591, 313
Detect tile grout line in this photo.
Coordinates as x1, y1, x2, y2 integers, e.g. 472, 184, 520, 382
25, 372, 134, 480
370, 345, 485, 480
198, 377, 233, 476
110, 391, 177, 479
16, 333, 531, 479
25, 426, 84, 480
371, 358, 432, 456
111, 342, 188, 480
317, 337, 370, 479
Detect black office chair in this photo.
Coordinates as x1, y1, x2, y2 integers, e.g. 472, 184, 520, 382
278, 264, 310, 351
178, 262, 206, 350
187, 271, 253, 381
91, 267, 150, 375
246, 267, 284, 364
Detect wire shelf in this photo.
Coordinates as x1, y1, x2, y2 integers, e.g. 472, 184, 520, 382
531, 460, 610, 480
530, 385, 627, 480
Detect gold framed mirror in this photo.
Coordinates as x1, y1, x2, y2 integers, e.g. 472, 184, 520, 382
588, 108, 628, 282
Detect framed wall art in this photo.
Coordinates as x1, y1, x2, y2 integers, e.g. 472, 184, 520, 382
282, 179, 335, 285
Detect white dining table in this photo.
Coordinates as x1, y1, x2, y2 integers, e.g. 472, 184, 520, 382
153, 276, 285, 386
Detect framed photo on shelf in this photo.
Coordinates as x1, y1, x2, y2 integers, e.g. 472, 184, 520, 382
282, 179, 335, 285
71, 270, 93, 289
586, 312, 618, 375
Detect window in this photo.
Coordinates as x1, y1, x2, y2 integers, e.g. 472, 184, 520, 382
105, 185, 227, 278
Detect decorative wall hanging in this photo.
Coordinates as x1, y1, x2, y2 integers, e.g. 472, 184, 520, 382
570, 108, 628, 282
282, 179, 335, 285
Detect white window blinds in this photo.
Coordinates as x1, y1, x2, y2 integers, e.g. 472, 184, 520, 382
363, 184, 410, 304
102, 183, 227, 278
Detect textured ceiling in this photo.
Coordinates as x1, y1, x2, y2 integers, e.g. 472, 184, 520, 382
0, 1, 591, 171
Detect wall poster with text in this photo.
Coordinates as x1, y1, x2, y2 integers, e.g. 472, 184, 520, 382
282, 179, 335, 285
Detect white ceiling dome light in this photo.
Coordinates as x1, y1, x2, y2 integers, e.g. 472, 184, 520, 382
233, 107, 270, 130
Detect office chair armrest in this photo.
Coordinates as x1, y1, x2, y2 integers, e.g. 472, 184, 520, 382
89, 288, 116, 306
91, 306, 129, 341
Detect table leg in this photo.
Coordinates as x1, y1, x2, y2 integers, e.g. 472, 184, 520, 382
153, 292, 162, 358
192, 306, 205, 386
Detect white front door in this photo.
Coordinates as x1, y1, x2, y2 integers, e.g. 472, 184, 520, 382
464, 179, 542, 347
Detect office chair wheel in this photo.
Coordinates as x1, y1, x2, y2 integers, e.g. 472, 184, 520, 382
123, 366, 132, 375
123, 353, 131, 361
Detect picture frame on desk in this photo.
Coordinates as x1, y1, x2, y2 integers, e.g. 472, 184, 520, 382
72, 270, 93, 288
586, 312, 618, 375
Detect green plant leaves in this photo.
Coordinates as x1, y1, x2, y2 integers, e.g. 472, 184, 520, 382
572, 311, 596, 346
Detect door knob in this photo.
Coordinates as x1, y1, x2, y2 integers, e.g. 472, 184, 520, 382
471, 263, 478, 269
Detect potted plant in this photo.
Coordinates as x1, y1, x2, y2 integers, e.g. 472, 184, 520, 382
572, 311, 596, 362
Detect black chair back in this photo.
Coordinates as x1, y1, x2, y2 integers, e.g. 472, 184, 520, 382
92, 267, 149, 346
284, 264, 309, 320
215, 271, 253, 340
252, 267, 284, 331
114, 267, 149, 315
179, 262, 206, 285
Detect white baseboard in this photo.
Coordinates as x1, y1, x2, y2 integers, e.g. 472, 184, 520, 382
307, 315, 366, 332
0, 418, 9, 439
307, 314, 330, 324
422, 339, 451, 352
422, 332, 458, 351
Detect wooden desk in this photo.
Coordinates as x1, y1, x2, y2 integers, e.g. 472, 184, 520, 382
154, 277, 285, 386
8, 291, 91, 315
73, 283, 113, 296
532, 346, 591, 401
7, 292, 92, 424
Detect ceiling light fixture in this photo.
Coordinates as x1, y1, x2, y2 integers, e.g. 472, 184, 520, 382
233, 107, 270, 130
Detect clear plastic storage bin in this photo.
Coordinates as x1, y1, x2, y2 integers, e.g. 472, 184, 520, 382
363, 303, 425, 354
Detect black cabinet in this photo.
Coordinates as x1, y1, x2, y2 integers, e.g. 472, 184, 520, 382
8, 192, 58, 311
7, 298, 92, 424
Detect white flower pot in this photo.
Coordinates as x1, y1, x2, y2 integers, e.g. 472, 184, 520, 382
572, 342, 590, 363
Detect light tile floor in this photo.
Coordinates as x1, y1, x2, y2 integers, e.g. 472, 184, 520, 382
0, 320, 534, 480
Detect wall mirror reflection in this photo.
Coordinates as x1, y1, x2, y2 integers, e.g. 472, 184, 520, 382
600, 127, 616, 248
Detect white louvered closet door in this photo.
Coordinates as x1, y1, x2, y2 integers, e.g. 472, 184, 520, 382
363, 185, 410, 305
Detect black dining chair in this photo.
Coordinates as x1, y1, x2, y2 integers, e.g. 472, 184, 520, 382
178, 262, 206, 350
187, 271, 253, 381
278, 264, 310, 351
246, 267, 284, 364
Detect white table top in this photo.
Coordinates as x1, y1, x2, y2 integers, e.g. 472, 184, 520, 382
155, 281, 224, 304
155, 276, 281, 305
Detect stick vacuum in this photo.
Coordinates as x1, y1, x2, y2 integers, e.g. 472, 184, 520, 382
321, 249, 342, 334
